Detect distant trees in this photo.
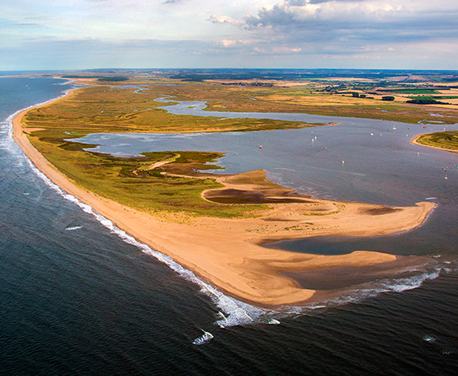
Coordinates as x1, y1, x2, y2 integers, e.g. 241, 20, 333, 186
62, 75, 130, 82
381, 96, 395, 101
350, 92, 367, 98
406, 96, 447, 105
97, 76, 129, 82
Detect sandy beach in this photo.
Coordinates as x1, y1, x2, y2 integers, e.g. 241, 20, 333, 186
13, 91, 437, 306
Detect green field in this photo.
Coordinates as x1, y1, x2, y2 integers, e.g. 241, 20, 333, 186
385, 88, 439, 94
431, 96, 458, 100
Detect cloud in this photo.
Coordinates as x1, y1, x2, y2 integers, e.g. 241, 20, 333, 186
1, 0, 458, 69
208, 15, 243, 26
305, 0, 365, 3
244, 0, 458, 44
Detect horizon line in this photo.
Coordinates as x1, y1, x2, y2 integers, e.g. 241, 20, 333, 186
2, 67, 458, 73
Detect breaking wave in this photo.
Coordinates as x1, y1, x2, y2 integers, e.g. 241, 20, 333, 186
65, 225, 83, 231
294, 263, 453, 313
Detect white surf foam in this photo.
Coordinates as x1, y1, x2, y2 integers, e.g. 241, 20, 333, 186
65, 225, 83, 231
192, 330, 214, 345
423, 334, 437, 343
300, 266, 447, 311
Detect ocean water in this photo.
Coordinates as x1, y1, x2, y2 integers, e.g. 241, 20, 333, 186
1, 77, 458, 375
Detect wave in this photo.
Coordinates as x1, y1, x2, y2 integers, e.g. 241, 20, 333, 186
65, 225, 83, 231
192, 330, 214, 345
296, 263, 453, 313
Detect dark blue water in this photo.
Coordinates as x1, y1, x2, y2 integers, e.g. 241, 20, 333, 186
1, 78, 458, 375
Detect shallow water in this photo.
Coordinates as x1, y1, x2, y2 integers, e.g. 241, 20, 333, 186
1, 78, 458, 375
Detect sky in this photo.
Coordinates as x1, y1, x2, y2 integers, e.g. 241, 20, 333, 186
1, 0, 458, 70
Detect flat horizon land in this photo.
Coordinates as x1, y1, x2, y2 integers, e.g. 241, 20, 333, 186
10, 69, 458, 305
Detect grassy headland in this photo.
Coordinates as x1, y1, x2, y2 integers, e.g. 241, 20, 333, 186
414, 131, 458, 152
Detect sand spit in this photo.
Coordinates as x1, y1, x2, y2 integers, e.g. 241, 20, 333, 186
13, 91, 436, 306
412, 134, 458, 154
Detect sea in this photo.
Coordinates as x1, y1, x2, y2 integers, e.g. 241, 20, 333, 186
1, 76, 457, 375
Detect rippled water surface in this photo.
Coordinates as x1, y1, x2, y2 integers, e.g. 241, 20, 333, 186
1, 78, 458, 375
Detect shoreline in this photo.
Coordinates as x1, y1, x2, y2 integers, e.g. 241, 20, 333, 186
411, 133, 458, 154
12, 88, 437, 307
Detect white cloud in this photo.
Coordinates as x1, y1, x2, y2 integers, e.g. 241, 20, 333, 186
208, 15, 243, 26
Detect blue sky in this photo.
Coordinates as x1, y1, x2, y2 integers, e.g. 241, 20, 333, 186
1, 0, 457, 70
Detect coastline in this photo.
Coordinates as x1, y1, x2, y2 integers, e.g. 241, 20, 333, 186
411, 133, 458, 154
12, 89, 437, 307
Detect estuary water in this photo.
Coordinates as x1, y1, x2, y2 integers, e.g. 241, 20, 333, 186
81, 99, 458, 257
1, 77, 458, 375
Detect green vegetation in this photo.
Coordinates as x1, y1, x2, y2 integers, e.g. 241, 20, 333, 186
62, 75, 129, 82
407, 96, 448, 105
97, 76, 129, 82
382, 96, 395, 101
383, 88, 439, 94
416, 131, 458, 151
430, 96, 458, 100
